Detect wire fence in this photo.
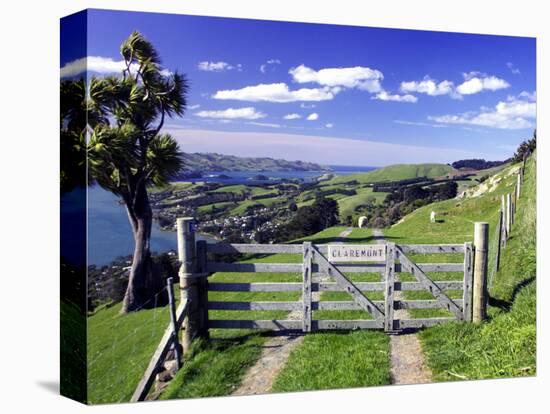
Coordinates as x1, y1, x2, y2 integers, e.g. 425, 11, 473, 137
87, 282, 178, 404
487, 164, 525, 291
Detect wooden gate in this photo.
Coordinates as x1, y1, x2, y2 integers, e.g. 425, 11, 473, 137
132, 227, 481, 401
204, 240, 473, 332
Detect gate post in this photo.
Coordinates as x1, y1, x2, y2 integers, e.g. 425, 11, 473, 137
384, 242, 396, 332
302, 242, 312, 333
472, 222, 489, 323
462, 242, 474, 322
177, 217, 208, 353
196, 240, 210, 340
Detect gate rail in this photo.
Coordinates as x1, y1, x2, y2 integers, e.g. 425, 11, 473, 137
203, 240, 475, 332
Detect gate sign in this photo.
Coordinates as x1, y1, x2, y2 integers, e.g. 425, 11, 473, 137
328, 244, 386, 262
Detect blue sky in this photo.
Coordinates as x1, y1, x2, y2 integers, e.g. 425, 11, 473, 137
61, 9, 536, 166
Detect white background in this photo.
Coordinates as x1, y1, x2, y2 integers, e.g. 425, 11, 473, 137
0, 0, 547, 412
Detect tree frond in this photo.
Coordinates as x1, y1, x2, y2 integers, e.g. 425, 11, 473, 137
145, 134, 183, 187
120, 31, 161, 69
87, 124, 141, 195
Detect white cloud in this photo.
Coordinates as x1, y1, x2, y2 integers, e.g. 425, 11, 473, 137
325, 123, 334, 128
306, 113, 319, 121
506, 62, 521, 75
400, 78, 456, 97
289, 64, 383, 93
373, 91, 418, 103
283, 113, 302, 120
456, 73, 510, 95
260, 59, 281, 73
197, 61, 242, 72
518, 90, 536, 101
401, 73, 509, 98
247, 121, 281, 128
300, 103, 316, 109
195, 107, 266, 120
188, 104, 200, 110
429, 94, 536, 130
213, 83, 338, 103
394, 120, 447, 128
60, 56, 171, 78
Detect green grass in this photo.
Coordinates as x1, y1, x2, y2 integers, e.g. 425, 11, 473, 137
61, 300, 87, 403
271, 331, 390, 392
326, 163, 455, 185
149, 181, 199, 194
337, 188, 389, 218
417, 154, 536, 381
159, 334, 266, 399
196, 201, 237, 214
228, 196, 285, 215
88, 297, 177, 403
456, 164, 509, 193
209, 184, 249, 195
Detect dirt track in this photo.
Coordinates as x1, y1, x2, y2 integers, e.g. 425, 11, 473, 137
373, 229, 433, 385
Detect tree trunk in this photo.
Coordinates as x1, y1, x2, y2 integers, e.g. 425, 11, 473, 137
120, 183, 165, 313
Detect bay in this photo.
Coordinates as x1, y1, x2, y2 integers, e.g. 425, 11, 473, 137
87, 166, 376, 265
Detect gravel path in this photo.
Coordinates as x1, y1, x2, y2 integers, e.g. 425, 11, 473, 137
231, 227, 354, 395
373, 229, 433, 385
231, 334, 304, 396
337, 227, 354, 240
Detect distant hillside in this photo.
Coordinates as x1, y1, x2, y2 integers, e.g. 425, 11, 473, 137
179, 152, 329, 173
325, 163, 455, 185
451, 158, 509, 170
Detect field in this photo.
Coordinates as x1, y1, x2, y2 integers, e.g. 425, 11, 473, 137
324, 163, 455, 185
87, 156, 535, 402
155, 163, 469, 224
336, 187, 389, 218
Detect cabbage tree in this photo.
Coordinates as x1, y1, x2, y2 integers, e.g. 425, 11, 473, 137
87, 32, 187, 313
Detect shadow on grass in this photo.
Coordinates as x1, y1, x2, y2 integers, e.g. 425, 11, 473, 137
488, 276, 536, 313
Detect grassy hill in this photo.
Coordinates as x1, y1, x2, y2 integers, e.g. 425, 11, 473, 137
180, 152, 329, 173
336, 187, 389, 219
324, 163, 455, 185
381, 153, 536, 380
418, 154, 536, 381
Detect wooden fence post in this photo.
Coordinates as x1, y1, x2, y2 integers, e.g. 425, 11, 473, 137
384, 242, 396, 332
511, 191, 516, 225
501, 195, 507, 244
177, 217, 207, 353
506, 193, 512, 236
463, 242, 474, 321
196, 240, 210, 340
517, 173, 521, 200
473, 222, 489, 323
495, 210, 503, 272
302, 242, 312, 332
166, 277, 182, 369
